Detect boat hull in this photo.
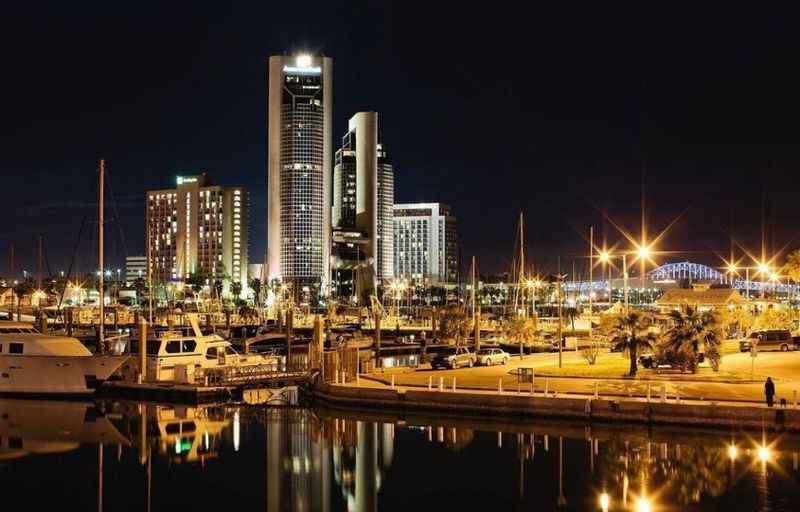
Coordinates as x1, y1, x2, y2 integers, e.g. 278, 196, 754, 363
0, 355, 128, 394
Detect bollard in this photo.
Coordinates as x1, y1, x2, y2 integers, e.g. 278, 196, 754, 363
497, 431, 503, 449
545, 378, 549, 397
335, 371, 339, 385
428, 376, 433, 390
794, 390, 798, 409
391, 375, 395, 388
356, 372, 360, 387
439, 377, 444, 392
452, 377, 457, 392
498, 378, 503, 393
530, 381, 535, 396
517, 381, 521, 394
594, 381, 599, 400
661, 383, 666, 403
676, 386, 681, 404
647, 383, 651, 402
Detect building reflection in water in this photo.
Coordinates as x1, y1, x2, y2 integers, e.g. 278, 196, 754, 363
265, 409, 396, 512
1, 399, 800, 511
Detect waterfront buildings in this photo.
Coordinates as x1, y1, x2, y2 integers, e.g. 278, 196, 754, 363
124, 255, 147, 285
331, 112, 395, 299
267, 53, 333, 295
145, 173, 249, 296
393, 203, 458, 285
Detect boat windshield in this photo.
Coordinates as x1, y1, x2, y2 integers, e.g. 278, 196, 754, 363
0, 327, 40, 334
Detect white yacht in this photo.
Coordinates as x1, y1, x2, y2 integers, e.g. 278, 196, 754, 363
0, 322, 128, 395
124, 315, 284, 384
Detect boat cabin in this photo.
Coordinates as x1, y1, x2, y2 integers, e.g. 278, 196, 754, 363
0, 322, 92, 357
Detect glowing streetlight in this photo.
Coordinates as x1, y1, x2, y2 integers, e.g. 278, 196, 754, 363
599, 251, 610, 264
637, 245, 651, 260
599, 492, 610, 512
757, 262, 770, 275
728, 444, 738, 461
636, 497, 652, 512
758, 445, 771, 463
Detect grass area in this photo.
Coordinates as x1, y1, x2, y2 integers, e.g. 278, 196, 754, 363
533, 353, 755, 382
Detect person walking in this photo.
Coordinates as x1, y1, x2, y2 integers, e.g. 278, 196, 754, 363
765, 377, 776, 407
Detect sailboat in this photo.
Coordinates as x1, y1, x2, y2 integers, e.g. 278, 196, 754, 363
0, 161, 129, 395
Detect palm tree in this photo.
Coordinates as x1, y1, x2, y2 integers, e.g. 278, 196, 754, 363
785, 249, 800, 304
661, 306, 722, 372
608, 310, 655, 377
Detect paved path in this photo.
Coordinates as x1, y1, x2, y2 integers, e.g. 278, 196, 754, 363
362, 350, 800, 405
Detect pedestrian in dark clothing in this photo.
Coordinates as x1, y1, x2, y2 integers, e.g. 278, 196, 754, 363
765, 377, 776, 407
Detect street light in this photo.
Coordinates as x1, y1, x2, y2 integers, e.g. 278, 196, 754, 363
596, 251, 629, 311
599, 492, 610, 512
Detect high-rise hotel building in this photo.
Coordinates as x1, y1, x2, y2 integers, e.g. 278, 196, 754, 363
333, 112, 394, 284
146, 173, 249, 296
393, 203, 459, 285
267, 53, 333, 293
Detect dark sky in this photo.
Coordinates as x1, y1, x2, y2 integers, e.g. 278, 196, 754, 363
2, 2, 800, 279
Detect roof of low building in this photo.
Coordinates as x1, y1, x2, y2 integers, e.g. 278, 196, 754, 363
656, 287, 743, 306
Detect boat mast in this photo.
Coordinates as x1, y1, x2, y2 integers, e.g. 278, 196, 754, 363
147, 224, 153, 323
98, 159, 105, 354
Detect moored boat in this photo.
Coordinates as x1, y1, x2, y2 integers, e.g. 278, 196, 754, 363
0, 321, 128, 395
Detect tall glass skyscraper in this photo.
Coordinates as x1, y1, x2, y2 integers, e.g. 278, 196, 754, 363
267, 54, 332, 294
333, 112, 394, 284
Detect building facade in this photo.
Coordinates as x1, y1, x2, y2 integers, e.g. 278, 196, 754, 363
332, 112, 394, 285
124, 255, 147, 285
393, 203, 458, 285
146, 173, 249, 296
267, 53, 333, 294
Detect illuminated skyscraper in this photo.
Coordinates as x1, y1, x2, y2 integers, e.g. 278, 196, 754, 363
146, 173, 249, 297
393, 203, 458, 285
267, 53, 333, 294
333, 112, 394, 286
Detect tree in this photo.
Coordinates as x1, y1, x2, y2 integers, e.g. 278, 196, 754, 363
231, 281, 243, 299
505, 316, 536, 359
752, 306, 794, 331
13, 278, 35, 321
438, 305, 469, 344
660, 306, 723, 373
608, 310, 656, 377
718, 305, 753, 337
250, 278, 262, 306
184, 272, 206, 295
785, 249, 800, 303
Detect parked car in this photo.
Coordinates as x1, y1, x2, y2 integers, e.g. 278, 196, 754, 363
431, 346, 475, 369
740, 330, 795, 353
639, 351, 705, 370
475, 348, 510, 366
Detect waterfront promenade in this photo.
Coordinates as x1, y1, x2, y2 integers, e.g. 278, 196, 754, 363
311, 349, 800, 431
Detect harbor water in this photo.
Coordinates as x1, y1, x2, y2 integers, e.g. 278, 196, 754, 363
1, 399, 799, 511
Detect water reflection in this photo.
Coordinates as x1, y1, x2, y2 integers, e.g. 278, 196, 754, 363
0, 400, 798, 511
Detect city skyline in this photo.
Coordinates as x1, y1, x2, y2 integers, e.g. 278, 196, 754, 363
2, 4, 800, 278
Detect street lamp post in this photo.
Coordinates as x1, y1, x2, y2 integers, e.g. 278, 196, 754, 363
623, 254, 628, 312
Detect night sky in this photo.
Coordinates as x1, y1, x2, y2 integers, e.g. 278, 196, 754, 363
3, 3, 800, 279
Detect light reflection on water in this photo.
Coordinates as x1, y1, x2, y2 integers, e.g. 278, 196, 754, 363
0, 399, 798, 510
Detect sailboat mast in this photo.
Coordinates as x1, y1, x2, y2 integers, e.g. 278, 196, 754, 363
98, 159, 105, 353
147, 224, 153, 323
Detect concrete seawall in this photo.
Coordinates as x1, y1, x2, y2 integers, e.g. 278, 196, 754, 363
309, 382, 800, 431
